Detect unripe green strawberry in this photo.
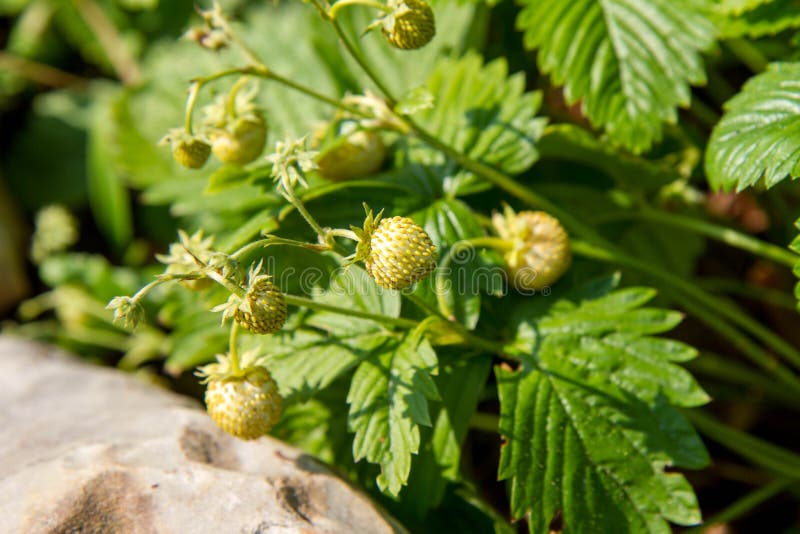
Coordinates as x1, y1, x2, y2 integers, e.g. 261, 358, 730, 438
365, 215, 438, 289
211, 115, 267, 165
382, 0, 435, 50
205, 366, 283, 440
317, 130, 386, 181
234, 275, 287, 334
492, 207, 570, 291
173, 137, 211, 169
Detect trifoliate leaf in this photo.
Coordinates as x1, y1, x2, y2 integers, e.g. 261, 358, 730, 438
517, 0, 716, 153
498, 277, 709, 533
706, 62, 800, 191
412, 53, 547, 195
348, 329, 440, 496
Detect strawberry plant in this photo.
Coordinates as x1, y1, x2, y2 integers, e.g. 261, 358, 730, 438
4, 0, 800, 531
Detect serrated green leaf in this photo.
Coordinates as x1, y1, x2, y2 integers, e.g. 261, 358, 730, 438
517, 0, 716, 153
412, 53, 547, 195
402, 354, 492, 517
706, 62, 800, 191
714, 0, 800, 38
499, 277, 709, 533
348, 330, 440, 496
262, 328, 388, 400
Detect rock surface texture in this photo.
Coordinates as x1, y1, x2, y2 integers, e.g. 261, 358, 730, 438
0, 336, 402, 534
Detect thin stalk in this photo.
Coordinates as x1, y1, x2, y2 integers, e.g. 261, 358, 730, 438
231, 236, 329, 261
72, 0, 141, 86
131, 279, 169, 303
328, 0, 392, 19
726, 38, 769, 73
328, 17, 398, 105
699, 278, 797, 312
408, 119, 608, 246
265, 68, 365, 115
185, 66, 364, 133
280, 183, 327, 241
687, 352, 800, 410
469, 412, 500, 433
689, 97, 720, 129
684, 478, 794, 534
284, 294, 417, 328
226, 75, 250, 118
228, 322, 241, 373
405, 293, 507, 356
0, 51, 88, 88
685, 410, 800, 478
184, 82, 202, 134
634, 208, 797, 268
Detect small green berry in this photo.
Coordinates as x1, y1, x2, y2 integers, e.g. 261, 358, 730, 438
492, 208, 571, 291
173, 137, 211, 169
382, 0, 436, 50
317, 130, 386, 181
365, 216, 438, 290
211, 115, 268, 165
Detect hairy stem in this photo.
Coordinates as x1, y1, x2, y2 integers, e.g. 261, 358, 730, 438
228, 322, 241, 373
231, 236, 330, 260
328, 0, 392, 19
283, 294, 417, 328
280, 182, 328, 242
632, 208, 797, 268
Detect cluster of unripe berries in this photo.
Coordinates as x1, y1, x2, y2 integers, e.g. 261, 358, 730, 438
125, 0, 576, 442
109, 206, 570, 441
168, 114, 268, 170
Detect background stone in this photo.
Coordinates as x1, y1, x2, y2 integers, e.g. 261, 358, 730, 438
0, 336, 403, 534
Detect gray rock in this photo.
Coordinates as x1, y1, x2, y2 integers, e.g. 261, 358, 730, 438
0, 336, 403, 534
